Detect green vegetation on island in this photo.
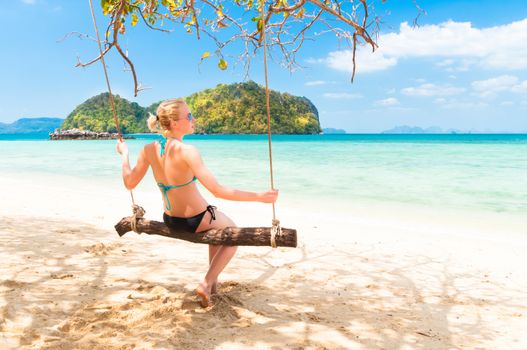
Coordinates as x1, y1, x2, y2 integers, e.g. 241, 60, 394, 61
61, 94, 146, 133
61, 82, 321, 134
185, 81, 321, 134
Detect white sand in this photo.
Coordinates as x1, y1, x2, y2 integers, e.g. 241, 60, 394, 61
1, 175, 526, 349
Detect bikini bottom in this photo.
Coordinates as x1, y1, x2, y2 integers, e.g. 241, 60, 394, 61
163, 205, 217, 233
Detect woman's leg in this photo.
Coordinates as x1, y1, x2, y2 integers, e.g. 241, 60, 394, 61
208, 245, 220, 294
196, 210, 237, 306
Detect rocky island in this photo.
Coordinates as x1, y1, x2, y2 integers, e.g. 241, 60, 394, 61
49, 128, 134, 140
59, 81, 321, 135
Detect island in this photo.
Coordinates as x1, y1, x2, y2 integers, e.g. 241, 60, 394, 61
322, 127, 347, 134
60, 81, 322, 135
0, 117, 63, 134
49, 128, 135, 140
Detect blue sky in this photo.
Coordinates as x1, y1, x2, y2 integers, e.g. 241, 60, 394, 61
1, 0, 526, 132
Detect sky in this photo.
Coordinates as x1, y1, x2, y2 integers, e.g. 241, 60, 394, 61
1, 0, 526, 133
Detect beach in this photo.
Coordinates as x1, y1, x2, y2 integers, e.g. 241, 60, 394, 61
1, 135, 527, 349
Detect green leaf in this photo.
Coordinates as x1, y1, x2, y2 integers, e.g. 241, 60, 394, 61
257, 18, 263, 31
218, 59, 228, 70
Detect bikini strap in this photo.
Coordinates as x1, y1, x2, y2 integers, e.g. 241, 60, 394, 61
157, 183, 172, 210
158, 137, 167, 157
206, 205, 217, 224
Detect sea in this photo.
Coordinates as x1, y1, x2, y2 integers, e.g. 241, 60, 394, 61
1, 132, 526, 232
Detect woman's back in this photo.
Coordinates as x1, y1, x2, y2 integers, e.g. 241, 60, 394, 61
145, 140, 208, 216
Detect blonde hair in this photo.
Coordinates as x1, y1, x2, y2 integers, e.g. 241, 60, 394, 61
147, 98, 186, 134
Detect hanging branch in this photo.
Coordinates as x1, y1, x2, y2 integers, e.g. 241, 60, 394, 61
74, 0, 384, 95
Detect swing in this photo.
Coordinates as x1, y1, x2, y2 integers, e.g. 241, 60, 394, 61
88, 0, 297, 248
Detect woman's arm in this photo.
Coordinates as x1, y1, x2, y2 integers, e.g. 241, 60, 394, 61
182, 145, 278, 203
117, 139, 150, 190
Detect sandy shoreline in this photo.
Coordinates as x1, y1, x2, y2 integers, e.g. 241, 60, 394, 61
1, 176, 527, 349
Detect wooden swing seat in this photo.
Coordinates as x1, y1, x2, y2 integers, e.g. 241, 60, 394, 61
115, 216, 297, 247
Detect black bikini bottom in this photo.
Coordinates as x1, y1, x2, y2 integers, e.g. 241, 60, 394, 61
163, 205, 217, 233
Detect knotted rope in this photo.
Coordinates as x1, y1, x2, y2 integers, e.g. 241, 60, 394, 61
270, 219, 281, 248
130, 204, 146, 233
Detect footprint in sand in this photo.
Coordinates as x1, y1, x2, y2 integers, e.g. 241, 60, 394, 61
84, 242, 122, 256
50, 273, 74, 279
53, 228, 80, 234
0, 279, 32, 289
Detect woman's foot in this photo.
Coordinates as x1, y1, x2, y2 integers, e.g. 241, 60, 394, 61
211, 281, 218, 295
196, 282, 211, 308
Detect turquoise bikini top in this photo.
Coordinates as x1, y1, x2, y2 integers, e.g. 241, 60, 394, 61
158, 176, 197, 210
157, 136, 197, 210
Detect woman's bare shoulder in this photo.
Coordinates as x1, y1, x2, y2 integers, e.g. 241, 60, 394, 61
144, 141, 158, 152
180, 143, 201, 160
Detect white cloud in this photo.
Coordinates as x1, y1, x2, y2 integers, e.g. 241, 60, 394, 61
436, 59, 454, 67
322, 19, 527, 73
471, 75, 527, 97
326, 50, 397, 73
305, 80, 327, 86
21, 0, 36, 4
434, 98, 489, 109
402, 83, 465, 97
375, 97, 400, 107
472, 75, 519, 92
322, 92, 362, 99
500, 101, 514, 106
512, 80, 527, 93
305, 57, 324, 64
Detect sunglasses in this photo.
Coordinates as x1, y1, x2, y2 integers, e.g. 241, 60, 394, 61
176, 112, 193, 122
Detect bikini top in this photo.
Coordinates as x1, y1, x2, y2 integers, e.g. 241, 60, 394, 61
158, 176, 197, 210
156, 136, 197, 210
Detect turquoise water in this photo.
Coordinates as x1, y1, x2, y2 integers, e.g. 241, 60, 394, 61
1, 133, 527, 216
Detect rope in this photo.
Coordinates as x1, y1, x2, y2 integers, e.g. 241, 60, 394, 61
88, 0, 140, 229
89, 0, 284, 246
261, 0, 282, 247
88, 0, 123, 139
130, 204, 146, 233
270, 219, 281, 248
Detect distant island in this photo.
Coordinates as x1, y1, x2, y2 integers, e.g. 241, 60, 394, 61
322, 128, 347, 134
382, 125, 475, 134
60, 81, 321, 135
0, 117, 63, 134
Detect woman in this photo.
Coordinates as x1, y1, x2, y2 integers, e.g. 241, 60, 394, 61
116, 98, 278, 307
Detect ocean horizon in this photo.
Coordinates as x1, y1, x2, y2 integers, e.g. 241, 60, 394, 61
2, 132, 527, 141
